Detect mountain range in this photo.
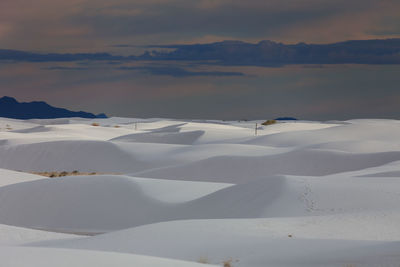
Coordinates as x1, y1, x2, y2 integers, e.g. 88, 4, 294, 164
143, 38, 400, 65
1, 38, 400, 66
0, 96, 106, 119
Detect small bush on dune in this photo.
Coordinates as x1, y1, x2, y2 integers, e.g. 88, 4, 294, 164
197, 256, 209, 264
261, 119, 277, 126
30, 171, 101, 177
197, 256, 237, 266
91, 122, 100, 126
223, 260, 232, 267
59, 171, 68, 177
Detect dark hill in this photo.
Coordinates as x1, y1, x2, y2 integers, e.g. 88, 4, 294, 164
0, 96, 106, 119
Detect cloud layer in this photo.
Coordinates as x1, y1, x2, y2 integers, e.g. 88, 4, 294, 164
0, 0, 399, 52
118, 66, 244, 77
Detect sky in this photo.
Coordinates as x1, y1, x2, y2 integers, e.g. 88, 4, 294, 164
0, 0, 400, 120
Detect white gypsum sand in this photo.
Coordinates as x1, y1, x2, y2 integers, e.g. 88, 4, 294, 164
1, 117, 400, 266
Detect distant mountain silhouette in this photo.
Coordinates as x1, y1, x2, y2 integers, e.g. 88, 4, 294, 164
1, 38, 400, 66
141, 38, 400, 66
0, 96, 107, 119
275, 117, 298, 121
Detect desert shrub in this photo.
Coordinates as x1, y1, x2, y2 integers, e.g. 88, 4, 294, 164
30, 171, 113, 178
114, 125, 121, 128
261, 119, 276, 126
197, 257, 209, 264
223, 260, 232, 267
91, 122, 100, 126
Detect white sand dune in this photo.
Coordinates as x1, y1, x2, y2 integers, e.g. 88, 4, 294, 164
0, 246, 217, 267
111, 130, 205, 145
0, 224, 77, 246
32, 217, 400, 267
183, 175, 400, 219
11, 125, 52, 134
125, 176, 232, 203
246, 119, 400, 149
0, 118, 39, 131
360, 170, 400, 177
1, 117, 400, 266
133, 149, 400, 183
0, 140, 152, 172
0, 175, 175, 233
0, 168, 45, 187
0, 175, 233, 232
2, 174, 400, 233
1, 124, 137, 145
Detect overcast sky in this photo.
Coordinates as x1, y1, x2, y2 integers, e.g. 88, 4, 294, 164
0, 0, 399, 120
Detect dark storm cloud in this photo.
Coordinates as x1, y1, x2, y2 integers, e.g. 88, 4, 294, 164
81, 2, 340, 38
0, 49, 121, 62
75, 0, 379, 39
118, 65, 245, 77
44, 66, 90, 71
1, 0, 399, 52
76, 0, 400, 47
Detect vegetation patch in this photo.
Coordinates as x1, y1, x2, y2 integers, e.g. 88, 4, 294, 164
261, 120, 277, 126
197, 256, 209, 264
28, 171, 117, 178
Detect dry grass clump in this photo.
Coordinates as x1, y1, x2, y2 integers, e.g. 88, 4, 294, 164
31, 171, 99, 178
197, 257, 237, 266
114, 125, 121, 128
91, 122, 100, 126
261, 119, 277, 126
223, 259, 232, 267
197, 256, 209, 264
